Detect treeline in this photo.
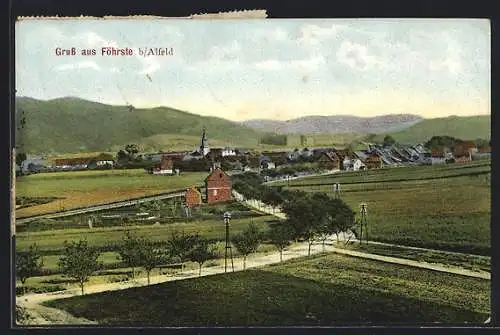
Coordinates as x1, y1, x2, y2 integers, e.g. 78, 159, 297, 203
259, 133, 288, 146
232, 172, 357, 255
423, 136, 489, 151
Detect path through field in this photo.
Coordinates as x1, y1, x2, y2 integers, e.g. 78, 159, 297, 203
16, 237, 490, 326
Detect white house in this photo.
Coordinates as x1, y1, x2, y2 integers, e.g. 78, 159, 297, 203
221, 147, 237, 157
343, 157, 366, 171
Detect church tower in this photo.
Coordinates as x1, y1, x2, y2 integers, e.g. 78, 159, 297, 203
199, 126, 210, 157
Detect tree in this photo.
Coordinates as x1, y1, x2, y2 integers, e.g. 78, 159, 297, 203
125, 144, 140, 159
117, 231, 142, 278
58, 239, 102, 295
324, 198, 356, 244
383, 135, 396, 147
232, 223, 262, 270
137, 238, 165, 285
16, 244, 43, 294
167, 231, 198, 272
267, 223, 293, 262
116, 149, 129, 164
187, 235, 218, 276
15, 152, 27, 171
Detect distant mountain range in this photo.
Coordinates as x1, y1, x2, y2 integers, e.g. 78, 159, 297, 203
241, 114, 424, 134
15, 97, 491, 155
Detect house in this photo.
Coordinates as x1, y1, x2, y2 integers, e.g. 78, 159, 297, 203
54, 157, 93, 169
151, 156, 174, 175
343, 157, 366, 171
261, 151, 288, 166
87, 153, 115, 169
261, 161, 276, 170
205, 168, 232, 204
317, 152, 341, 170
455, 154, 472, 164
453, 141, 477, 157
221, 147, 237, 157
185, 186, 202, 207
430, 150, 446, 165
364, 153, 383, 169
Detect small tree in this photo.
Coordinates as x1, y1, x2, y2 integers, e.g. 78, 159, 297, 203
232, 223, 262, 270
167, 231, 198, 272
137, 238, 165, 285
16, 244, 43, 294
59, 239, 102, 295
187, 235, 218, 276
383, 135, 396, 147
140, 200, 164, 219
117, 231, 142, 278
267, 223, 293, 262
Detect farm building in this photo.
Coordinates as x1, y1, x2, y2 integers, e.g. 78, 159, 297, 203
150, 156, 174, 175
343, 157, 366, 171
452, 141, 477, 157
205, 168, 232, 204
364, 153, 383, 169
185, 186, 202, 207
430, 150, 446, 165
317, 152, 341, 170
54, 157, 93, 169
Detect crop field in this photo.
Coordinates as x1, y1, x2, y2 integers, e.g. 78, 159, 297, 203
45, 252, 490, 325
276, 161, 491, 255
16, 214, 277, 253
15, 170, 207, 218
337, 243, 491, 272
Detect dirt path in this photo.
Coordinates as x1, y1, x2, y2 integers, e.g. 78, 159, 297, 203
16, 238, 490, 326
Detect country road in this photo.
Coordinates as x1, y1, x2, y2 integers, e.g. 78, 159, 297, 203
16, 237, 490, 326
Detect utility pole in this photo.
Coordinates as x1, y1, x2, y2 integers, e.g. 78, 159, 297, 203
333, 183, 341, 200
359, 202, 368, 245
223, 212, 234, 272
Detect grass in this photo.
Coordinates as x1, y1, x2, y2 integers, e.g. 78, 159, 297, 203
16, 215, 278, 253
336, 242, 491, 272
45, 252, 490, 325
15, 170, 207, 218
372, 115, 490, 144
276, 162, 491, 255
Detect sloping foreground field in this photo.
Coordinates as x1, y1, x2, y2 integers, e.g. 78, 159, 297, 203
16, 170, 207, 218
45, 253, 490, 325
279, 161, 491, 255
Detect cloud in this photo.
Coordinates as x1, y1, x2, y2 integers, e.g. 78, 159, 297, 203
336, 41, 377, 71
253, 26, 290, 42
55, 61, 101, 71
297, 24, 346, 46
254, 55, 326, 71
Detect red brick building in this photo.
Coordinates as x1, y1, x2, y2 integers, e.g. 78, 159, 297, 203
205, 168, 232, 204
185, 186, 202, 207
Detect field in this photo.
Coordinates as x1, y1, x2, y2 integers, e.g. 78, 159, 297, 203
372, 115, 490, 144
45, 252, 490, 325
274, 160, 491, 255
16, 214, 276, 253
15, 169, 207, 218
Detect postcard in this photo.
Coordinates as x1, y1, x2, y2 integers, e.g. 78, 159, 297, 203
13, 16, 491, 327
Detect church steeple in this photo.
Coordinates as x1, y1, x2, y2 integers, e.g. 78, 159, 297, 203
199, 126, 210, 156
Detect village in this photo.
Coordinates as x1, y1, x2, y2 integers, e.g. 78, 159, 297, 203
17, 126, 491, 178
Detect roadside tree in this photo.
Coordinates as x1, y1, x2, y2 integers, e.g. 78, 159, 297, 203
59, 239, 102, 295
16, 244, 43, 294
232, 223, 262, 270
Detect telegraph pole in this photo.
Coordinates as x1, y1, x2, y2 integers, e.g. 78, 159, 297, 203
223, 212, 234, 272
359, 202, 368, 245
333, 183, 341, 200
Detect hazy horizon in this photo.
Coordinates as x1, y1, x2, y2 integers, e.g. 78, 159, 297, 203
16, 19, 490, 121
16, 95, 490, 122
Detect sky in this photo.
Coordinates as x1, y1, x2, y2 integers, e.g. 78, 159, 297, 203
15, 19, 490, 121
